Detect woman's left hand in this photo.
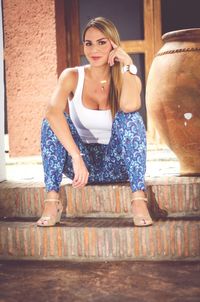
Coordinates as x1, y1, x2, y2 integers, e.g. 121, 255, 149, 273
108, 40, 133, 66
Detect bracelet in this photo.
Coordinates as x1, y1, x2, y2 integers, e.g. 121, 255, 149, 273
71, 152, 84, 160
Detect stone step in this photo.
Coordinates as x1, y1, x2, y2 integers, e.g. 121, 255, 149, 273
0, 218, 199, 260
0, 177, 200, 218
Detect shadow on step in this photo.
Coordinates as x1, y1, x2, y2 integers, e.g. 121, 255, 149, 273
1, 216, 200, 228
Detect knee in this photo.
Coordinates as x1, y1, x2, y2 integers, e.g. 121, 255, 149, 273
112, 111, 146, 143
41, 118, 56, 143
42, 112, 71, 131
63, 112, 75, 126
113, 111, 143, 129
41, 118, 50, 132
64, 112, 70, 120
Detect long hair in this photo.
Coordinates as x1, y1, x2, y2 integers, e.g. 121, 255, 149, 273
82, 17, 123, 118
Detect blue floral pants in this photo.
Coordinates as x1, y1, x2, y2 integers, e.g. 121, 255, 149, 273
41, 111, 147, 193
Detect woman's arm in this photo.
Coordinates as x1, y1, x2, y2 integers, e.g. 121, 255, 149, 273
120, 71, 142, 113
45, 68, 89, 188
108, 41, 142, 113
45, 68, 80, 157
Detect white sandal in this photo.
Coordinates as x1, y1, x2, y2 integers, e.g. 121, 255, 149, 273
37, 199, 63, 227
131, 197, 153, 226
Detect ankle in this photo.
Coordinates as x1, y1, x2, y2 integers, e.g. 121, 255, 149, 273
131, 190, 146, 202
46, 190, 59, 200
132, 190, 146, 198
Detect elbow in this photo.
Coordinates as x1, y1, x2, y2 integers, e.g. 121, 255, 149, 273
45, 107, 54, 121
44, 106, 61, 122
120, 99, 141, 113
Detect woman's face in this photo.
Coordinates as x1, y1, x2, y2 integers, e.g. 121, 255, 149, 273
83, 27, 112, 67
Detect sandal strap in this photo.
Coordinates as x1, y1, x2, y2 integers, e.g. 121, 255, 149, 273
38, 216, 51, 220
44, 199, 61, 204
131, 197, 148, 204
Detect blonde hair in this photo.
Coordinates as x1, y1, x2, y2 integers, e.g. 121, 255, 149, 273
82, 17, 123, 118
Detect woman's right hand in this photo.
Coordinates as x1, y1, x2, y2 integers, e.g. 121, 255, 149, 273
72, 154, 89, 188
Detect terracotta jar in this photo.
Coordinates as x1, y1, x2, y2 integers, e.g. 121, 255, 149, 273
146, 28, 200, 176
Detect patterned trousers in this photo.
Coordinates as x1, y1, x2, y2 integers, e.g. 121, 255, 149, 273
41, 111, 147, 193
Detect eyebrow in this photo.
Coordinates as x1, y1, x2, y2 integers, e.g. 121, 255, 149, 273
84, 38, 108, 42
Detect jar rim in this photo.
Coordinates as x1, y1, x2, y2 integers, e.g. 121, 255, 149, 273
162, 28, 200, 42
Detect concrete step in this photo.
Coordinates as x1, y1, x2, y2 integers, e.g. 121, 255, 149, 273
0, 177, 200, 218
0, 218, 199, 261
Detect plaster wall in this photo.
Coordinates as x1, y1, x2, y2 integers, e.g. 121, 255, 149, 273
3, 0, 57, 156
0, 2, 6, 180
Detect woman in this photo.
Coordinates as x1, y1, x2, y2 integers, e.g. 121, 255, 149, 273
37, 17, 153, 227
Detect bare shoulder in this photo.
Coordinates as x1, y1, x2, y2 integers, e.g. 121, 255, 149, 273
58, 67, 79, 93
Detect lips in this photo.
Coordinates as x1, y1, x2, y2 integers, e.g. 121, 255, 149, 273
91, 56, 101, 61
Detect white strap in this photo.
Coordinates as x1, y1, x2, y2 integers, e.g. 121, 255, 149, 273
73, 66, 85, 101
44, 199, 61, 204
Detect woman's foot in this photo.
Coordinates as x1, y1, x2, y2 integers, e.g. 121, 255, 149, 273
131, 191, 153, 226
37, 191, 63, 227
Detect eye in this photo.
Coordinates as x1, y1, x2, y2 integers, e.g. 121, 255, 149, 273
98, 40, 107, 46
84, 41, 92, 47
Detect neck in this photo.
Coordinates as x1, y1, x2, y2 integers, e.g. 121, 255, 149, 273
89, 64, 111, 81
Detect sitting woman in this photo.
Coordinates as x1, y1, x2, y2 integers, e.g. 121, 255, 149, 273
37, 16, 153, 227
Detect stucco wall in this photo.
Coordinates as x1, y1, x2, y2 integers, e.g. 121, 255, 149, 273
3, 0, 57, 156
0, 2, 6, 180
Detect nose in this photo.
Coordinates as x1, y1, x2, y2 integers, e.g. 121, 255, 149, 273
90, 44, 99, 53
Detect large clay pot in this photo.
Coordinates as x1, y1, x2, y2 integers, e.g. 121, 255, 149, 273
146, 28, 200, 176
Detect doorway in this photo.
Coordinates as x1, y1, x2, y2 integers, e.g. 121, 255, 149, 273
55, 0, 162, 127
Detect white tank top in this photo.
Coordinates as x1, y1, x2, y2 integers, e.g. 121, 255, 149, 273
68, 66, 113, 144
